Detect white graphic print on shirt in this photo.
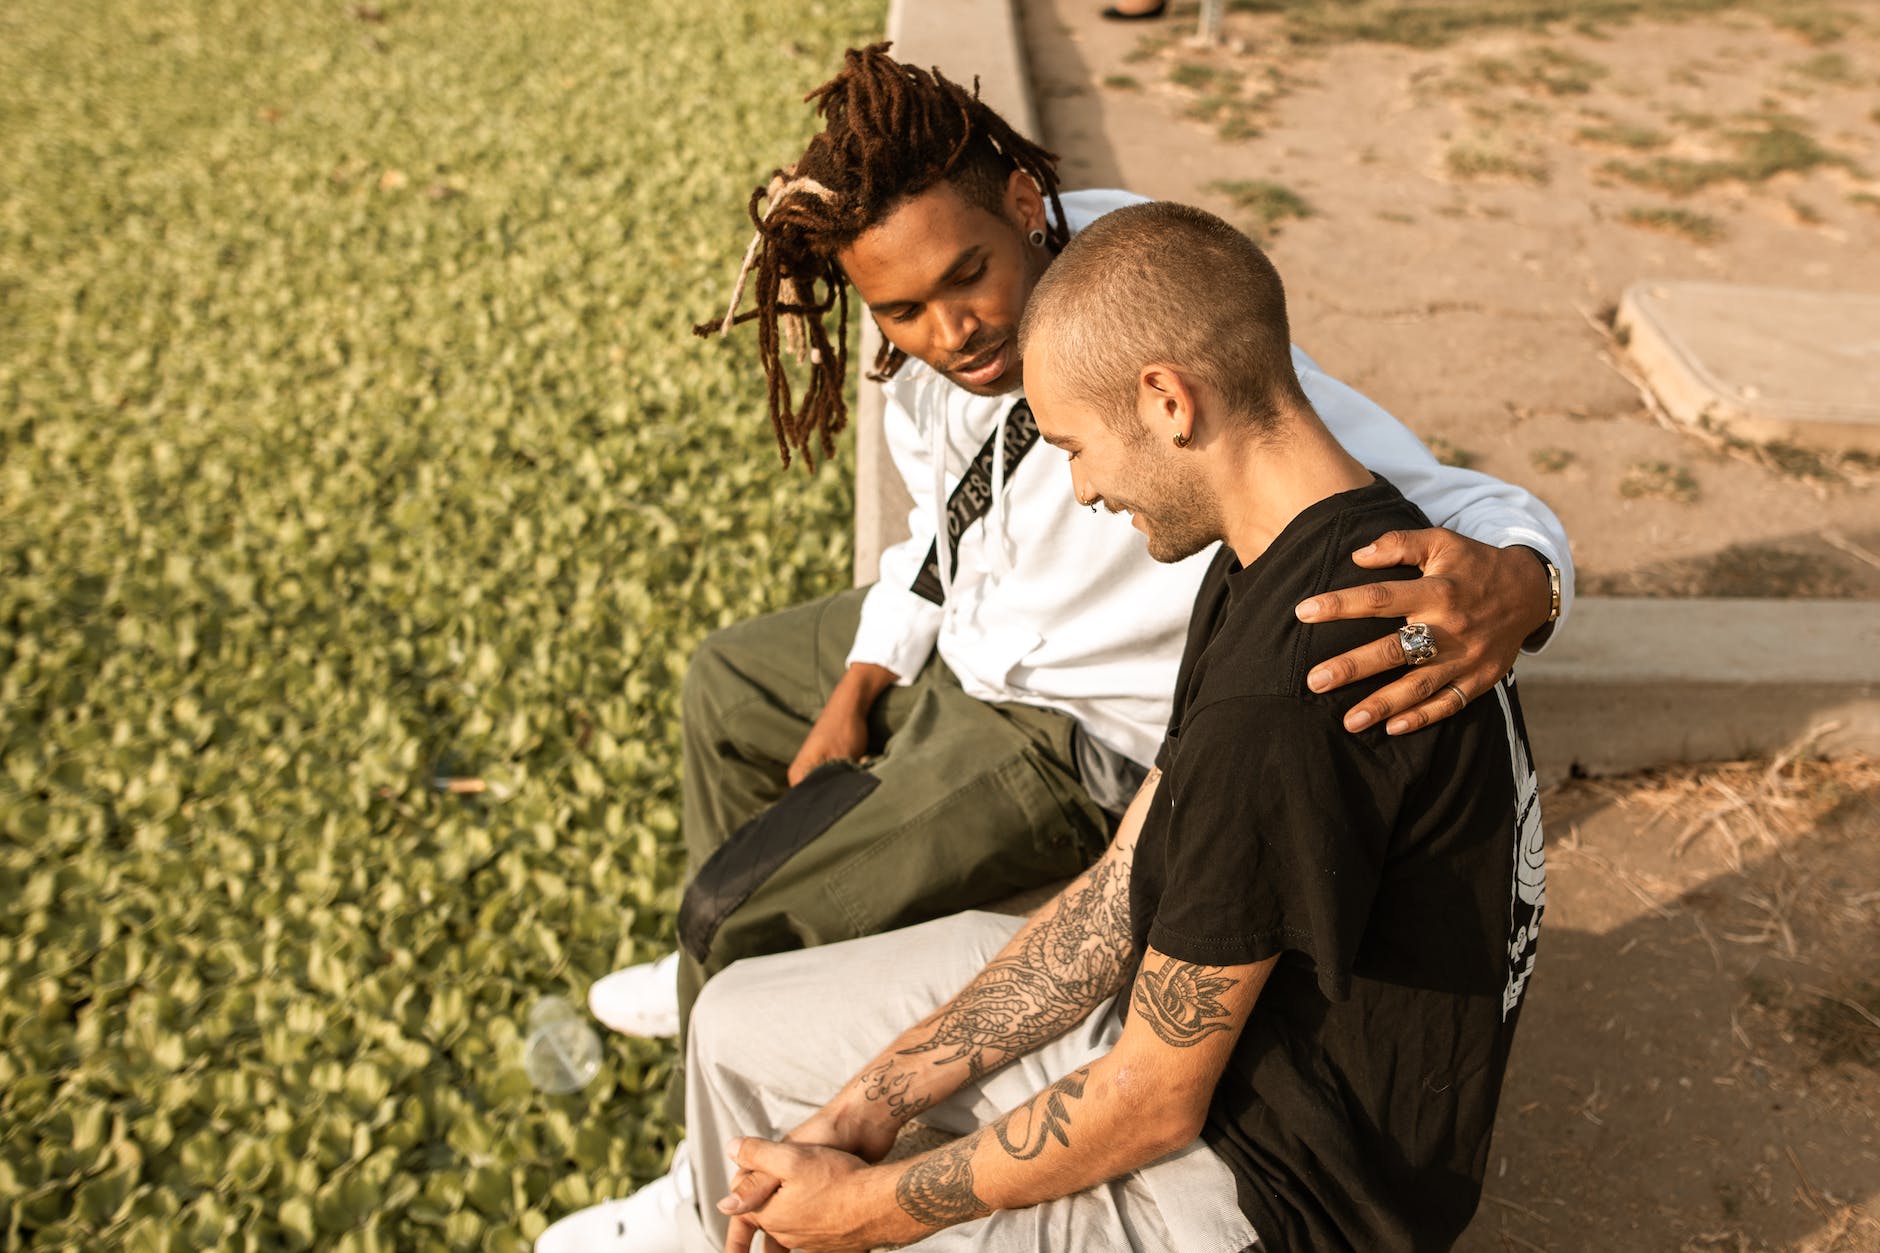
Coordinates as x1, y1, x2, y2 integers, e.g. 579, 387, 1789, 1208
1495, 676, 1545, 1020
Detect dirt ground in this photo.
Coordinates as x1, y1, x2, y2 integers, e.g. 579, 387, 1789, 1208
1011, 4, 1880, 1249
1460, 757, 1880, 1252
1019, 0, 1880, 602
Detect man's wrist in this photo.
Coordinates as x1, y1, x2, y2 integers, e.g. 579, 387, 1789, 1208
866, 1162, 931, 1247
832, 661, 899, 710
1512, 545, 1561, 650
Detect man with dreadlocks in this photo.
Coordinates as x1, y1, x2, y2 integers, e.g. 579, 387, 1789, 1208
540, 44, 1569, 1251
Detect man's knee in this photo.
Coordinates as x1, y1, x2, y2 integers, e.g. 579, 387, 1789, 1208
688, 952, 793, 1076
680, 623, 740, 724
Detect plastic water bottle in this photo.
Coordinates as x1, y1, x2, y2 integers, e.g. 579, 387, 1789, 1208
524, 995, 603, 1094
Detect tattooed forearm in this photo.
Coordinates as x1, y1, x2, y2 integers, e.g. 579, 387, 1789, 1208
993, 1067, 1089, 1161
1131, 958, 1237, 1048
895, 1129, 991, 1229
859, 1059, 933, 1124
898, 847, 1137, 1078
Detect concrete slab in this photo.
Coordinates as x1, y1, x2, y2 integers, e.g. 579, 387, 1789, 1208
1518, 597, 1880, 780
1617, 280, 1880, 455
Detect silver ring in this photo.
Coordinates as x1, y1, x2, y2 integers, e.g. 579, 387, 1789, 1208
1398, 622, 1437, 666
1444, 681, 1468, 708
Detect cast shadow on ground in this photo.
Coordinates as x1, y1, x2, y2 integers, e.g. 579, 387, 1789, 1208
1459, 776, 1879, 1252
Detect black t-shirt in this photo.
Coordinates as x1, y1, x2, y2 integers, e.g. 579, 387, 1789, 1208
1128, 478, 1544, 1253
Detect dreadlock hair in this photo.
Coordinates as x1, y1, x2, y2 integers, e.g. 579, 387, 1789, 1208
694, 42, 1069, 470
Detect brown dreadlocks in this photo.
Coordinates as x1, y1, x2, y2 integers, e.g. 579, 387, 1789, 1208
695, 42, 1069, 470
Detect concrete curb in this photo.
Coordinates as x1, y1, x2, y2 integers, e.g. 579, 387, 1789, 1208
1518, 598, 1880, 781
845, 2, 1879, 778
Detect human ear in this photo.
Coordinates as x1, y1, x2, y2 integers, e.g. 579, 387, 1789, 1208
1139, 365, 1197, 445
1005, 169, 1046, 238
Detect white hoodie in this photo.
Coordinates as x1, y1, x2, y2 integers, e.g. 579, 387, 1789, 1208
847, 190, 1574, 769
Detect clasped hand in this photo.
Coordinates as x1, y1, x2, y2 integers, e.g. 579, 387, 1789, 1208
719, 1106, 903, 1253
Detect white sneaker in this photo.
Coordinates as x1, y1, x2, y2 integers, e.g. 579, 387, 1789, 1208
535, 1143, 694, 1253
588, 952, 682, 1038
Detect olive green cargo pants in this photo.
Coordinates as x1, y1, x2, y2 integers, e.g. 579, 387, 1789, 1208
669, 588, 1111, 1116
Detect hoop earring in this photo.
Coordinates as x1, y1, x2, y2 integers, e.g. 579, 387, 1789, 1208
1028, 227, 1046, 248
1172, 432, 1191, 448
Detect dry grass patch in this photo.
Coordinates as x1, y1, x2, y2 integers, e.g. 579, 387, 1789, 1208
1232, 0, 1864, 49
1167, 59, 1288, 141
1207, 178, 1315, 242
1424, 435, 1479, 469
1622, 204, 1727, 242
1620, 459, 1701, 501
1456, 45, 1607, 96
1601, 111, 1852, 195
1790, 50, 1862, 85
1446, 142, 1550, 184
1575, 121, 1670, 150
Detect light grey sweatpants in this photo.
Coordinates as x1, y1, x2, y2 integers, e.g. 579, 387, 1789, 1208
678, 911, 1259, 1252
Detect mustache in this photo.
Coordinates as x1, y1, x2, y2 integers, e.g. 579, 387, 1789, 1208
943, 334, 1005, 374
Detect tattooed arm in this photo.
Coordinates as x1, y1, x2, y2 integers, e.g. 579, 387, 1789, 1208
810, 770, 1155, 1122
714, 769, 1160, 1241
720, 944, 1278, 1252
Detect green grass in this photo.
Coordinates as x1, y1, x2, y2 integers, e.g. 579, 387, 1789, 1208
1530, 447, 1577, 473
1601, 112, 1851, 195
1103, 73, 1143, 91
1622, 205, 1727, 243
1207, 179, 1316, 242
0, 0, 878, 1247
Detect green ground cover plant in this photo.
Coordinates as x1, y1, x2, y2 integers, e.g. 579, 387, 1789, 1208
0, 0, 880, 1247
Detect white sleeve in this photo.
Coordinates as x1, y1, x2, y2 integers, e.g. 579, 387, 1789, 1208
846, 383, 944, 683
1300, 355, 1576, 651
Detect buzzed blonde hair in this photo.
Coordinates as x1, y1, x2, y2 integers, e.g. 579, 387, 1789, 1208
1018, 201, 1309, 431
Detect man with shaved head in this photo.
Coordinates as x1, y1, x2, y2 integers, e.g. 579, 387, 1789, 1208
619, 202, 1543, 1253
